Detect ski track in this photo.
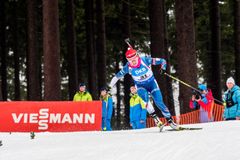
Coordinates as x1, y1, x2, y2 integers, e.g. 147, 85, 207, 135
1, 121, 240, 160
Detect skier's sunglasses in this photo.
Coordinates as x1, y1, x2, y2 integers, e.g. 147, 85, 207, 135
127, 54, 138, 61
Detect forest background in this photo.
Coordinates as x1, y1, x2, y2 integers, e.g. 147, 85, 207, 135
0, 0, 239, 129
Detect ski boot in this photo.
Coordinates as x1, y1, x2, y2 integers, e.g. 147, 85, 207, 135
166, 117, 180, 130
0, 140, 2, 146
150, 112, 165, 131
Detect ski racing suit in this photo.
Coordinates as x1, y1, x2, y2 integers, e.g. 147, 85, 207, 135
110, 56, 171, 119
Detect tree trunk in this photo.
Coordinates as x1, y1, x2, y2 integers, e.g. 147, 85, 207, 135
149, 0, 175, 116
122, 0, 132, 128
96, 0, 107, 89
85, 0, 98, 99
0, 1, 7, 101
234, 0, 240, 83
12, 1, 20, 100
43, 0, 61, 100
175, 0, 197, 113
27, 0, 41, 100
208, 0, 222, 101
66, 0, 78, 100
116, 53, 121, 129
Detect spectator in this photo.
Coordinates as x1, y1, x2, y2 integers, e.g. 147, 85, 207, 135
223, 77, 240, 120
100, 87, 113, 131
189, 84, 214, 123
129, 84, 147, 129
73, 83, 92, 101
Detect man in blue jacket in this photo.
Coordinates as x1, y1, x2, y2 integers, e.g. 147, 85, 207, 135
129, 84, 147, 129
109, 47, 179, 130
223, 77, 240, 120
100, 87, 113, 131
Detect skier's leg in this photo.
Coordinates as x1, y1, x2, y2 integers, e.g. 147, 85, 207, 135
146, 100, 155, 114
137, 87, 149, 102
137, 86, 163, 127
150, 80, 179, 130
150, 83, 171, 118
147, 101, 163, 127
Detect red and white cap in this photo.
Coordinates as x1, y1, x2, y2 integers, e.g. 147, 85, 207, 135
125, 47, 137, 59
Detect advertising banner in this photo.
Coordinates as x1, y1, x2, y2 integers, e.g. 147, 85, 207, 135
0, 101, 102, 132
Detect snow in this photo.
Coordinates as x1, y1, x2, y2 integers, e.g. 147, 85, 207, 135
1, 121, 240, 160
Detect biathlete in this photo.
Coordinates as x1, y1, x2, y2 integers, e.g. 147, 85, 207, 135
109, 47, 179, 130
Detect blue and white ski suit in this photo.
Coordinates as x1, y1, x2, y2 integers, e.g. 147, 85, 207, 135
110, 56, 171, 118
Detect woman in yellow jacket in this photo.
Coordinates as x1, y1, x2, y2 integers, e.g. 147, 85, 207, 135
73, 83, 92, 101
129, 85, 147, 129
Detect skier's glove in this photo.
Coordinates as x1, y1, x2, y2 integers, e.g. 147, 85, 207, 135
159, 68, 166, 74
159, 63, 166, 74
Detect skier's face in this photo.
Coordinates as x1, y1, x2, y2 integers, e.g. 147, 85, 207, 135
127, 55, 139, 66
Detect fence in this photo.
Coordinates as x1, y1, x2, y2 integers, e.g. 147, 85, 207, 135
146, 103, 224, 128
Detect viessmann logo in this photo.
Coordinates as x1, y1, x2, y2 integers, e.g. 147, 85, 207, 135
11, 108, 96, 130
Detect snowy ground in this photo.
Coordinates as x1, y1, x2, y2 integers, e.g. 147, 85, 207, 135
1, 121, 240, 160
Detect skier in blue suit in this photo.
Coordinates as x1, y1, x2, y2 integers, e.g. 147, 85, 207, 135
109, 47, 179, 130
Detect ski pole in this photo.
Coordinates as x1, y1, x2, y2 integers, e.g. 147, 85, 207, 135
163, 72, 224, 104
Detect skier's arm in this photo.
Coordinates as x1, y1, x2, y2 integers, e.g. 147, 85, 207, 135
144, 57, 167, 71
109, 64, 129, 88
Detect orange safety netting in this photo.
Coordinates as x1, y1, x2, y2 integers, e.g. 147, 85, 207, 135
146, 103, 224, 128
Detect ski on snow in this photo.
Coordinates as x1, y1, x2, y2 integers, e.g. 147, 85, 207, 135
165, 127, 203, 132
159, 124, 202, 132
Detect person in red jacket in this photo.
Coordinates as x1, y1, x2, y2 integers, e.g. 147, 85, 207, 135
189, 84, 214, 123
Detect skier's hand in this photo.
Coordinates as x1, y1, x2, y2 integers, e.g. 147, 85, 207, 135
159, 69, 166, 74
